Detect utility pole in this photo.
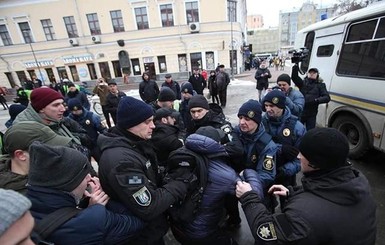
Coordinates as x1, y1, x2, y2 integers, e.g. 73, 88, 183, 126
229, 0, 237, 80
23, 30, 44, 84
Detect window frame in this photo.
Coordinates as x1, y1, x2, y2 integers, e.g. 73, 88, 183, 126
135, 7, 149, 30
63, 16, 79, 38
0, 24, 13, 46
110, 10, 125, 33
41, 19, 56, 41
185, 1, 199, 24
86, 13, 101, 35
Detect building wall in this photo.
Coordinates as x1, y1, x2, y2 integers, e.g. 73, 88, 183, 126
247, 28, 279, 55
247, 14, 264, 29
0, 0, 246, 87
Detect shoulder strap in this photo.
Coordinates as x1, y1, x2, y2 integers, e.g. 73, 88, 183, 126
34, 207, 81, 240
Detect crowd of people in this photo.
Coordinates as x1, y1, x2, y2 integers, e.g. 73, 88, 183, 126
0, 64, 377, 245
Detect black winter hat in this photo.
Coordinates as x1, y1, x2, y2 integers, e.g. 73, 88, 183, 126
28, 142, 91, 192
237, 99, 262, 124
181, 82, 194, 95
262, 89, 286, 110
117, 96, 154, 129
188, 95, 209, 110
154, 108, 174, 121
299, 128, 349, 170
196, 126, 225, 143
158, 87, 176, 102
277, 73, 291, 85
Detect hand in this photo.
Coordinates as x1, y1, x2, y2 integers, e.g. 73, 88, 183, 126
268, 185, 289, 197
236, 181, 252, 198
86, 189, 110, 206
281, 144, 299, 161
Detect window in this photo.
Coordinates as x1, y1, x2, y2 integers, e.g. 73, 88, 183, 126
135, 7, 149, 30
160, 4, 174, 27
0, 25, 12, 46
87, 13, 101, 35
99, 62, 111, 80
300, 31, 315, 72
63, 16, 78, 38
131, 58, 141, 75
19, 22, 33, 43
69, 65, 79, 82
87, 64, 97, 79
227, 0, 237, 22
337, 18, 385, 79
158, 56, 167, 73
41, 19, 56, 41
110, 10, 125, 32
190, 52, 202, 70
178, 54, 188, 72
206, 52, 215, 70
186, 1, 199, 24
316, 45, 334, 57
16, 71, 28, 87
5, 72, 16, 87
112, 60, 123, 77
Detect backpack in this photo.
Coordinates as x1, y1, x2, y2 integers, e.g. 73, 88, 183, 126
165, 147, 209, 224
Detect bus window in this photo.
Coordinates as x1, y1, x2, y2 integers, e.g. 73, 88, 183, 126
317, 45, 334, 57
337, 17, 385, 79
300, 31, 315, 72
374, 17, 385, 39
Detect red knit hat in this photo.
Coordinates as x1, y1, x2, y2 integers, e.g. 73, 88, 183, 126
30, 87, 64, 112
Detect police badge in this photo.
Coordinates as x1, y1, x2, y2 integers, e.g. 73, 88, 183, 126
132, 186, 152, 206
257, 222, 277, 241
85, 119, 91, 125
263, 155, 274, 171
283, 128, 291, 137
272, 97, 279, 104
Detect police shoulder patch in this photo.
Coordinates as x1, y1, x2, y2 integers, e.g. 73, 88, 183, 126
132, 186, 152, 206
257, 222, 278, 241
263, 155, 274, 171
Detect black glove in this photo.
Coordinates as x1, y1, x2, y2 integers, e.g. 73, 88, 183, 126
281, 144, 299, 161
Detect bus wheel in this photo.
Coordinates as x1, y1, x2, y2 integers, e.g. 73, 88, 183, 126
332, 115, 370, 159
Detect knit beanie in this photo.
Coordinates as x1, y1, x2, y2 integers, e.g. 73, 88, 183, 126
158, 87, 176, 102
67, 98, 83, 111
28, 142, 91, 192
188, 95, 209, 110
181, 82, 194, 95
117, 96, 154, 129
299, 128, 349, 170
0, 188, 31, 236
262, 89, 286, 110
31, 87, 64, 112
8, 104, 26, 120
196, 126, 225, 143
237, 99, 262, 124
277, 73, 291, 85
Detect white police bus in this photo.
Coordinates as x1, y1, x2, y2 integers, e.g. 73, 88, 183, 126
293, 3, 385, 158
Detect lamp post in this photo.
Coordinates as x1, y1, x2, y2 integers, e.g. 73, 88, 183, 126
23, 30, 44, 84
229, 0, 236, 81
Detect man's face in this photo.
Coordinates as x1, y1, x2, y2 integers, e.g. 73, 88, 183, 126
193, 70, 199, 75
158, 101, 173, 109
238, 116, 258, 134
68, 86, 77, 92
128, 116, 155, 139
264, 102, 283, 118
162, 116, 176, 126
166, 77, 172, 83
72, 173, 91, 201
40, 99, 66, 121
277, 82, 290, 93
307, 71, 318, 80
109, 84, 118, 93
143, 74, 149, 80
299, 152, 314, 173
0, 211, 35, 245
190, 107, 208, 120
71, 108, 83, 116
181, 91, 193, 100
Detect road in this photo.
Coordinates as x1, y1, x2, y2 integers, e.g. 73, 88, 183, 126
1, 64, 384, 244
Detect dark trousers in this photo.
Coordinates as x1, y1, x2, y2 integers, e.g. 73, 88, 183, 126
301, 116, 316, 131
218, 89, 227, 107
172, 225, 237, 245
224, 195, 240, 223
211, 93, 220, 104
0, 95, 8, 109
102, 105, 112, 128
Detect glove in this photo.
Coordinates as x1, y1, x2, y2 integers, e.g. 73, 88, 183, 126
281, 144, 299, 161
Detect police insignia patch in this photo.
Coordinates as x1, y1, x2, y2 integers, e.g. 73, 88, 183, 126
283, 128, 291, 137
132, 186, 151, 206
257, 222, 277, 241
263, 155, 274, 171
272, 97, 279, 104
247, 111, 255, 118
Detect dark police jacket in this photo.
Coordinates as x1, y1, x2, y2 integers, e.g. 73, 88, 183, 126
240, 166, 377, 245
97, 127, 190, 244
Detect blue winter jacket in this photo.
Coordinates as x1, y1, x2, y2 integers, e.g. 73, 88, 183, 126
233, 123, 277, 190
286, 87, 305, 117
178, 134, 263, 239
262, 107, 306, 176
27, 186, 145, 245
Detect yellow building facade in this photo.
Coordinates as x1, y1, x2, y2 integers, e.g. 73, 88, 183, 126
0, 0, 246, 87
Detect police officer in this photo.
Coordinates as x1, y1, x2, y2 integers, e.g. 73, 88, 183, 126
276, 73, 304, 117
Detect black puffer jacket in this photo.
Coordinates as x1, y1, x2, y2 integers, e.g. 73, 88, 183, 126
291, 65, 330, 118
240, 166, 377, 245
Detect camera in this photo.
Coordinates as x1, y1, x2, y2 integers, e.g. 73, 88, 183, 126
289, 48, 309, 64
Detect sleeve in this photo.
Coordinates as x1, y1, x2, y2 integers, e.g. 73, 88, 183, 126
175, 82, 181, 100
279, 157, 301, 177
267, 69, 272, 79
92, 114, 107, 134
82, 93, 91, 110
154, 82, 160, 98
239, 191, 312, 244
316, 83, 331, 104
285, 92, 304, 117
255, 70, 261, 80
202, 77, 207, 89
139, 82, 145, 101
291, 65, 304, 88
256, 142, 277, 190
92, 86, 98, 95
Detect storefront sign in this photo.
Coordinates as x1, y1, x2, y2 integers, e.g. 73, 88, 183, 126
24, 60, 54, 68
62, 54, 93, 64
143, 57, 154, 63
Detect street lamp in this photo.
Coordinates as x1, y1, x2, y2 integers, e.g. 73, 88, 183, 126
229, 0, 237, 80
23, 30, 44, 84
